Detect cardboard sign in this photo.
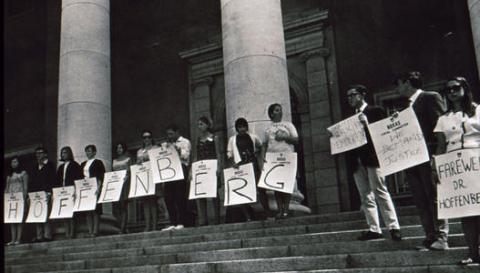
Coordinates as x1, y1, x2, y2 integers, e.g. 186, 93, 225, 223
258, 152, 297, 194
223, 163, 257, 206
26, 191, 48, 223
328, 113, 368, 154
436, 149, 480, 219
50, 186, 75, 219
367, 107, 430, 176
73, 178, 98, 212
129, 162, 155, 198
4, 192, 24, 223
189, 160, 218, 200
98, 170, 127, 203
148, 145, 184, 184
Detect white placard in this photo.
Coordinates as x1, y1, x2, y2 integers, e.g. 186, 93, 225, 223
26, 191, 48, 223
258, 152, 298, 194
73, 178, 98, 212
98, 170, 127, 203
50, 186, 75, 219
189, 160, 218, 200
223, 163, 257, 206
367, 107, 430, 176
129, 162, 155, 198
148, 145, 184, 184
4, 192, 24, 223
327, 113, 368, 154
436, 149, 480, 219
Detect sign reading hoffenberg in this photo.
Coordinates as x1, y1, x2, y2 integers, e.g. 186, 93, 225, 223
327, 113, 368, 155
258, 152, 297, 194
436, 149, 480, 219
148, 145, 184, 183
4, 192, 24, 223
98, 170, 127, 203
50, 186, 75, 219
189, 160, 218, 200
26, 191, 48, 223
367, 107, 430, 176
223, 163, 257, 206
73, 178, 98, 212
129, 162, 155, 198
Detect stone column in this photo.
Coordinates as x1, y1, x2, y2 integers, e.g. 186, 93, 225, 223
468, 0, 480, 79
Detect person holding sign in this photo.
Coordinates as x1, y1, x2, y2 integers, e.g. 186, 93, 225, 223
5, 157, 28, 245
55, 146, 83, 239
395, 71, 448, 250
262, 103, 299, 220
433, 76, 480, 265
80, 145, 106, 238
112, 142, 132, 234
346, 85, 402, 241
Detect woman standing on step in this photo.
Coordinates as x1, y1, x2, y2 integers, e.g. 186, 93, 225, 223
5, 156, 28, 245
112, 142, 132, 234
433, 76, 480, 265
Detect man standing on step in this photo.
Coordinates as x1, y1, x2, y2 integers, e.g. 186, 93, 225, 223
395, 71, 448, 250
346, 85, 402, 241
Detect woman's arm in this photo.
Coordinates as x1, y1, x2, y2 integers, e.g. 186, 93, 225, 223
22, 172, 29, 197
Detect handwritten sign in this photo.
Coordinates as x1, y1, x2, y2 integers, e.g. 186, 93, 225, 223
258, 152, 297, 194
4, 193, 24, 223
189, 160, 218, 200
436, 149, 480, 219
73, 178, 98, 212
148, 146, 184, 183
129, 162, 155, 198
50, 186, 75, 219
223, 163, 257, 206
98, 170, 127, 203
367, 107, 429, 176
327, 113, 367, 154
26, 191, 48, 223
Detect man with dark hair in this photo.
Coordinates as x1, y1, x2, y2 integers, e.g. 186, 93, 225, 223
346, 85, 402, 241
395, 71, 448, 250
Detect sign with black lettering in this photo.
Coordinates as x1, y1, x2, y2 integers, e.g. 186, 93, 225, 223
436, 149, 480, 219
223, 163, 257, 206
4, 192, 24, 223
73, 178, 98, 212
26, 191, 48, 223
258, 152, 297, 194
129, 162, 155, 198
148, 146, 184, 183
98, 170, 127, 203
328, 113, 367, 154
50, 186, 75, 219
189, 160, 217, 200
367, 107, 429, 176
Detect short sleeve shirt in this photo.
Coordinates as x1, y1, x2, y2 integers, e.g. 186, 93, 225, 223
264, 121, 298, 153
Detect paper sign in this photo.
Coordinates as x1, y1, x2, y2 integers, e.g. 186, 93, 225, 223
436, 149, 480, 219
26, 191, 48, 223
129, 162, 155, 198
73, 178, 98, 212
148, 145, 184, 183
189, 160, 218, 200
50, 186, 75, 219
258, 152, 297, 194
328, 113, 368, 154
98, 170, 127, 203
223, 163, 257, 206
4, 192, 24, 223
367, 107, 430, 176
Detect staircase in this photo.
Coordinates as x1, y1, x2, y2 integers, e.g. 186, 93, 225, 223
5, 206, 478, 273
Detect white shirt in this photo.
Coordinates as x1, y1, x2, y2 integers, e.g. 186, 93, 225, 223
409, 89, 423, 106
83, 159, 94, 178
356, 101, 368, 113
168, 136, 191, 166
227, 133, 262, 164
264, 121, 298, 153
62, 161, 70, 186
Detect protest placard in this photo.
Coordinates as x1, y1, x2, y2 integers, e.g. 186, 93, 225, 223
258, 152, 297, 194
50, 186, 75, 219
4, 192, 24, 223
148, 145, 184, 183
367, 107, 429, 176
26, 191, 48, 223
73, 178, 98, 212
327, 113, 367, 154
189, 160, 218, 200
129, 162, 155, 198
436, 148, 480, 219
98, 170, 127, 203
223, 163, 257, 206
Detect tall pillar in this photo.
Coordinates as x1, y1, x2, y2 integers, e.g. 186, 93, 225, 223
468, 0, 480, 78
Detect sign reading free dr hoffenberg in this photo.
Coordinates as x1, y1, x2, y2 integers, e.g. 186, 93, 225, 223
436, 148, 480, 219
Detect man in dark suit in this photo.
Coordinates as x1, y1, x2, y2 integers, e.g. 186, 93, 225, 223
347, 85, 402, 241
395, 71, 448, 250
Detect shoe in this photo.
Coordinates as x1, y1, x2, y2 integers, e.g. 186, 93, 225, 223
389, 229, 402, 241
415, 238, 435, 250
174, 225, 184, 230
161, 225, 176, 231
430, 239, 449, 251
32, 237, 43, 243
43, 237, 52, 242
457, 257, 480, 266
14, 240, 21, 245
357, 231, 383, 241
6, 241, 15, 246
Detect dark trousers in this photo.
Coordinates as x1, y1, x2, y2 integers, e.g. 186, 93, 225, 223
164, 165, 195, 226
405, 162, 449, 241
461, 216, 480, 261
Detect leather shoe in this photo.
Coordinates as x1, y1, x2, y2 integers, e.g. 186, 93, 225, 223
430, 239, 449, 250
357, 231, 383, 241
389, 229, 402, 241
